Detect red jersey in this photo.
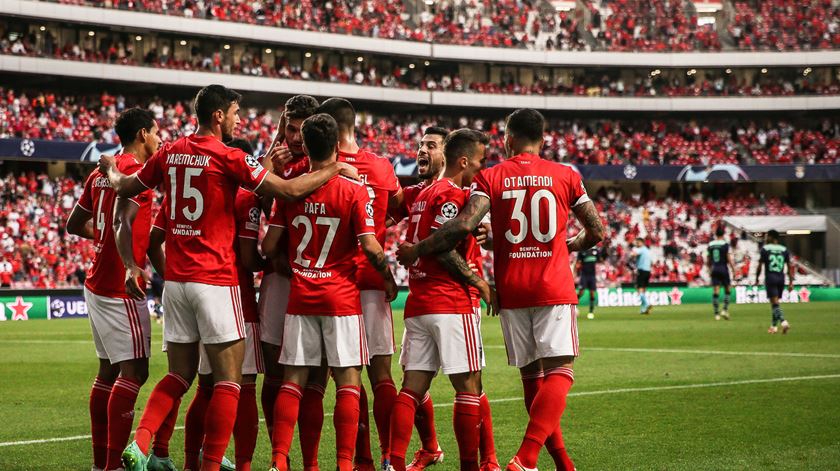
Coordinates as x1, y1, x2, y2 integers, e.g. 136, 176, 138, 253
471, 153, 588, 309
264, 151, 309, 276
77, 153, 153, 298
234, 188, 261, 323
404, 178, 476, 318
390, 179, 429, 223
338, 149, 400, 291
135, 134, 268, 285
269, 175, 374, 316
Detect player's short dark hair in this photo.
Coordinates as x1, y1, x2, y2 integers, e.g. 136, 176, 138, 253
767, 229, 780, 240
194, 84, 242, 127
505, 108, 545, 143
301, 113, 338, 162
443, 128, 490, 166
114, 107, 155, 145
225, 138, 254, 155
285, 95, 319, 120
716, 227, 725, 237
317, 98, 355, 131
423, 126, 449, 139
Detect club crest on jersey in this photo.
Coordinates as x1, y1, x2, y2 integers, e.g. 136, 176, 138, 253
440, 202, 459, 220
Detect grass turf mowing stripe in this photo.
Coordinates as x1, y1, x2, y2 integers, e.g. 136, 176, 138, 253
3, 373, 838, 448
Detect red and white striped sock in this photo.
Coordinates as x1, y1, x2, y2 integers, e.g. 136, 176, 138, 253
134, 373, 190, 455
515, 367, 574, 469
105, 377, 140, 470
335, 385, 362, 471
453, 392, 482, 471
201, 381, 241, 470
183, 384, 213, 471
389, 388, 423, 471
271, 382, 304, 471
372, 379, 398, 459
234, 383, 259, 471
414, 391, 439, 452
298, 383, 326, 468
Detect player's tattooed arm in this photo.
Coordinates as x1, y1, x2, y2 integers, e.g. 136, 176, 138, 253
397, 195, 491, 265
437, 249, 484, 289
359, 235, 398, 301
437, 249, 499, 316
258, 163, 359, 201
567, 201, 605, 252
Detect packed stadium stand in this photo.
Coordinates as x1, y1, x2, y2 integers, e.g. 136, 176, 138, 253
2, 17, 839, 99
46, 0, 840, 51
3, 88, 840, 165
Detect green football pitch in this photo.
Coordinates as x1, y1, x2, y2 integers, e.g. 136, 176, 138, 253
1, 303, 839, 470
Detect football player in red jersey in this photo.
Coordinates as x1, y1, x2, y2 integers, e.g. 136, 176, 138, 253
397, 109, 606, 471
258, 96, 329, 467
66, 108, 160, 471
261, 114, 398, 471
99, 85, 359, 471
387, 125, 449, 471
389, 129, 498, 471
318, 97, 403, 470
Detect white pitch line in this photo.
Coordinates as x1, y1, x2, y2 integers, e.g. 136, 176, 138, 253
483, 344, 840, 359
1, 339, 90, 344
3, 373, 839, 448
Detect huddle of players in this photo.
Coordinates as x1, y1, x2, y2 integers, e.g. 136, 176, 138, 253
69, 83, 608, 471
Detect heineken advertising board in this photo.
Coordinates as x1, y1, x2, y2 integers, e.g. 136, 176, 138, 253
0, 287, 838, 321
588, 286, 840, 308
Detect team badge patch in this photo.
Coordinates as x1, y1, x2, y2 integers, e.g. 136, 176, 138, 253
441, 202, 459, 219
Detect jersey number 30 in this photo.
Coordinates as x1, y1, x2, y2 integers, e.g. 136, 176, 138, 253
502, 189, 557, 244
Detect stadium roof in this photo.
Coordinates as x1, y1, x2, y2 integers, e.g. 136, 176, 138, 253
724, 216, 828, 234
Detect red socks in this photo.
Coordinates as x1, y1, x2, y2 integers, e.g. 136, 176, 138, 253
453, 393, 481, 471
515, 367, 574, 469
90, 376, 113, 470
414, 392, 439, 452
134, 373, 190, 454
389, 388, 423, 471
271, 382, 304, 470
354, 385, 374, 465
184, 384, 213, 470
521, 370, 574, 470
478, 392, 498, 465
201, 381, 241, 469
261, 376, 282, 438
335, 386, 362, 471
298, 384, 326, 468
234, 383, 259, 471
105, 377, 140, 469
152, 397, 180, 459
373, 379, 397, 459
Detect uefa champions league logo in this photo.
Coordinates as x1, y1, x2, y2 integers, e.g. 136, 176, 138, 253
50, 299, 66, 318
20, 139, 35, 157
623, 164, 637, 179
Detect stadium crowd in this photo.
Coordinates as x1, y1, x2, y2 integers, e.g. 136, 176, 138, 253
2, 28, 838, 98
0, 168, 817, 289
50, 0, 840, 51
3, 88, 840, 166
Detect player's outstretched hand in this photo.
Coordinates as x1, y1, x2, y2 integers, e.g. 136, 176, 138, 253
125, 266, 149, 301
396, 242, 418, 266
97, 154, 116, 175
384, 278, 398, 302
337, 162, 360, 181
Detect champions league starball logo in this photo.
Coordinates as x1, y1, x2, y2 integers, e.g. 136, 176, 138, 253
441, 202, 459, 219
20, 139, 35, 157
623, 164, 637, 179
50, 299, 66, 318
677, 164, 750, 182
